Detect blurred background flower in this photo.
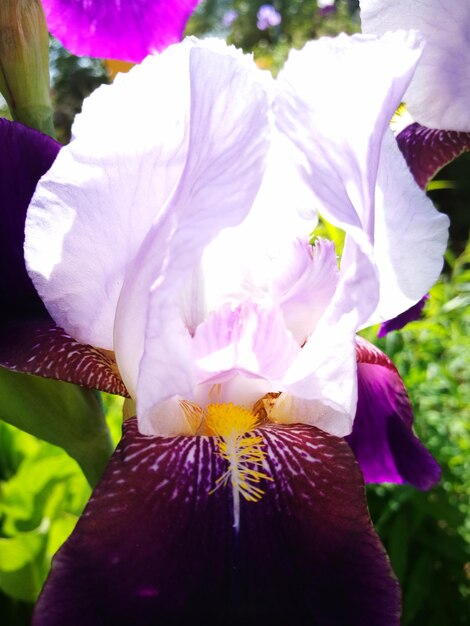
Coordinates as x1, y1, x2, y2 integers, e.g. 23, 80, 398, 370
256, 4, 282, 30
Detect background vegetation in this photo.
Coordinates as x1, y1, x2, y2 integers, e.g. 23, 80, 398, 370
1, 1, 469, 624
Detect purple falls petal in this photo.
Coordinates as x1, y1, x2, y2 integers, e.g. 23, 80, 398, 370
0, 119, 127, 395
377, 294, 429, 338
42, 0, 201, 63
0, 319, 128, 396
33, 419, 400, 626
397, 122, 470, 190
0, 118, 60, 327
347, 338, 440, 490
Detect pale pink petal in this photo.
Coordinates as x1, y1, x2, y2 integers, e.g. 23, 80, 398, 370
42, 0, 200, 63
192, 301, 300, 386
361, 0, 470, 131
270, 238, 339, 344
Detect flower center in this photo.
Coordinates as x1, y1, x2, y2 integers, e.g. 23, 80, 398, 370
205, 402, 272, 530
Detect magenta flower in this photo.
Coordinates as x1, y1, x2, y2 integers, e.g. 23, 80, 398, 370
0, 35, 447, 625
257, 4, 282, 30
42, 0, 201, 62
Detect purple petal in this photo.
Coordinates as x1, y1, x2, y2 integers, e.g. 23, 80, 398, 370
0, 119, 60, 327
42, 0, 201, 63
397, 122, 470, 189
0, 319, 128, 396
0, 119, 127, 395
347, 338, 440, 489
377, 294, 429, 338
34, 419, 400, 626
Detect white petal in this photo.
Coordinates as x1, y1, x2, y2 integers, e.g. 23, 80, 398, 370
270, 238, 339, 344
276, 31, 424, 329
272, 315, 358, 437
367, 131, 449, 324
25, 39, 201, 349
192, 301, 300, 385
200, 131, 317, 315
361, 0, 470, 131
112, 44, 272, 435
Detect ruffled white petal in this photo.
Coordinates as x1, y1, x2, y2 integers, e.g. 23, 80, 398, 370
276, 31, 424, 329
111, 43, 272, 435
361, 0, 470, 131
367, 131, 449, 324
199, 132, 317, 316
192, 302, 299, 385
271, 315, 358, 437
25, 39, 201, 349
270, 238, 339, 344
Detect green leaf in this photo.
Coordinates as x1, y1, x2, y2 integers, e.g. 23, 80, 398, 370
0, 369, 115, 486
0, 526, 47, 602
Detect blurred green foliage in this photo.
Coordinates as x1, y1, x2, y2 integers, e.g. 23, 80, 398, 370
0, 395, 123, 623
361, 241, 470, 625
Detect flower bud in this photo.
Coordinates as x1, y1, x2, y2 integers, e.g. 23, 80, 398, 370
0, 0, 54, 137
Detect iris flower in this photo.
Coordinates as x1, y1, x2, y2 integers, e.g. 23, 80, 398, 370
361, 0, 470, 189
41, 0, 201, 62
0, 35, 448, 624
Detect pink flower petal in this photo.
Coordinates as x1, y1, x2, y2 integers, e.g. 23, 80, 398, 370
43, 0, 201, 62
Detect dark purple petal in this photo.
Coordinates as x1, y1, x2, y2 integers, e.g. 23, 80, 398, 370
0, 319, 128, 396
347, 338, 440, 490
377, 294, 429, 338
34, 419, 400, 626
0, 119, 127, 396
397, 122, 470, 189
0, 118, 60, 326
42, 0, 201, 63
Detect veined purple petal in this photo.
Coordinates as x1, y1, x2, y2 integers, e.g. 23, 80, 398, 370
360, 0, 470, 131
347, 337, 440, 489
0, 118, 59, 327
0, 319, 128, 397
33, 419, 400, 626
42, 0, 201, 63
377, 294, 428, 338
397, 122, 470, 190
0, 119, 127, 395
